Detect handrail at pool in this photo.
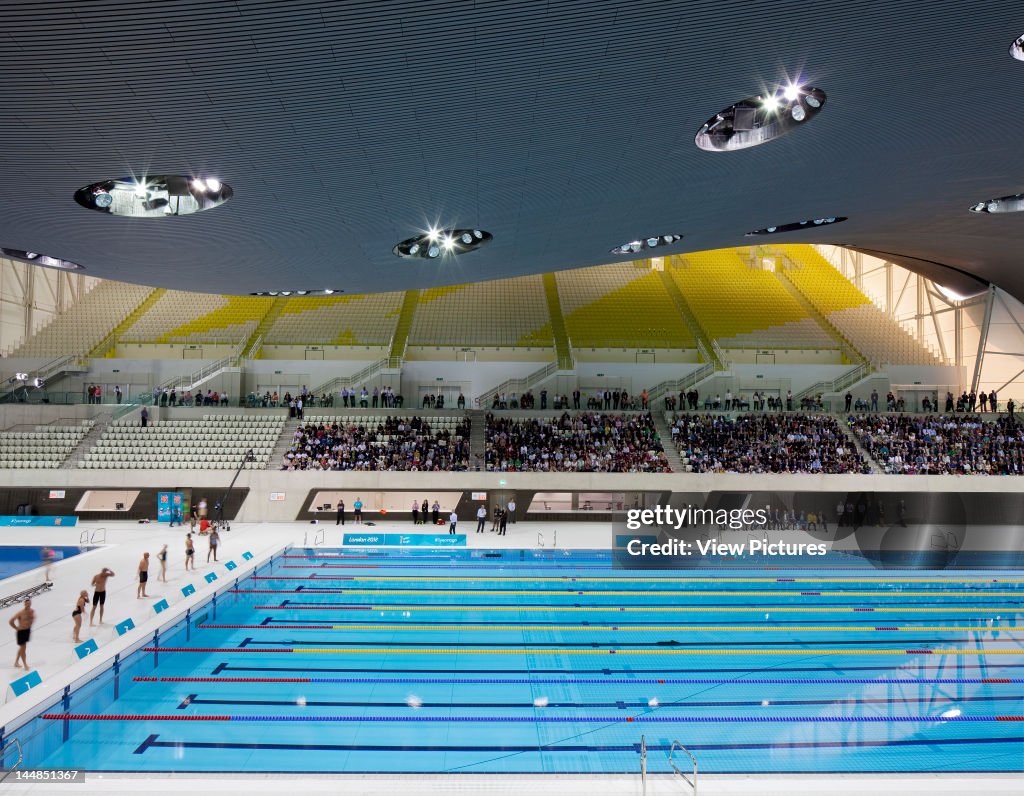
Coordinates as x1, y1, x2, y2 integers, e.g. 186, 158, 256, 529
669, 740, 698, 794
0, 738, 23, 782
640, 734, 647, 795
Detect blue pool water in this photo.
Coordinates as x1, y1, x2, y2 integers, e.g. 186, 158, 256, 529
0, 545, 91, 581
19, 548, 1024, 774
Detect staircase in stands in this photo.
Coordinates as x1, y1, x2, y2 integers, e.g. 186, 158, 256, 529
541, 274, 574, 369
389, 290, 420, 360
88, 288, 164, 358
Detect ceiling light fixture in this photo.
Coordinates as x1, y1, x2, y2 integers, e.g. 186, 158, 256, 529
1, 247, 84, 270
1011, 34, 1024, 61
969, 192, 1024, 214
74, 174, 233, 217
695, 83, 826, 152
393, 228, 493, 259
250, 288, 343, 297
610, 233, 683, 255
746, 217, 847, 236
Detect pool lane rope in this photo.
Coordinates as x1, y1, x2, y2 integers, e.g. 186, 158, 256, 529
143, 646, 1024, 656
252, 605, 1016, 613
41, 712, 1024, 723
228, 588, 1024, 596
195, 623, 1021, 633
134, 675, 1023, 685
259, 575, 1024, 583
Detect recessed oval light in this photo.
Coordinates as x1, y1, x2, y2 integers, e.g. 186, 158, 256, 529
969, 193, 1024, 214
695, 84, 827, 152
74, 174, 233, 218
746, 217, 847, 236
610, 233, 684, 255
1011, 34, 1024, 61
1, 247, 84, 270
393, 228, 493, 259
250, 288, 343, 296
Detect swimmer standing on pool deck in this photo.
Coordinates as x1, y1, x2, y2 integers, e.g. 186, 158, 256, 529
9, 599, 34, 670
137, 553, 150, 598
90, 567, 115, 625
72, 590, 89, 643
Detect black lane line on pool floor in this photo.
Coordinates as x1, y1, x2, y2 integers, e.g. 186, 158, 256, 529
209, 661, 1024, 675
172, 694, 1024, 711
258, 599, 1024, 608
131, 733, 1024, 758
253, 616, 1016, 626
226, 636, 1006, 648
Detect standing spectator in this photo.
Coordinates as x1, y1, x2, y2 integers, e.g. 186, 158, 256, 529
87, 384, 95, 404
412, 500, 420, 525
336, 499, 346, 526
157, 544, 168, 582
372, 387, 379, 408
72, 590, 88, 643
89, 568, 114, 625
431, 500, 440, 525
1009, 399, 1016, 419
448, 510, 458, 535
641, 389, 649, 410
870, 390, 879, 411
137, 553, 150, 598
476, 504, 487, 533
141, 407, 149, 428
507, 498, 516, 524
115, 385, 123, 404
991, 390, 998, 413
9, 600, 34, 670
499, 510, 508, 536
845, 392, 852, 412
573, 388, 580, 409
420, 499, 428, 524
95, 384, 102, 404
353, 497, 363, 524
981, 392, 989, 412
207, 527, 220, 563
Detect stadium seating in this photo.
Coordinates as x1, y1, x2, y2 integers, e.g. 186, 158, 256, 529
7, 281, 152, 357
79, 415, 285, 469
485, 412, 670, 472
556, 264, 695, 349
669, 250, 835, 349
266, 293, 403, 345
409, 278, 552, 347
669, 412, 868, 474
143, 295, 270, 344
0, 422, 94, 468
285, 414, 471, 470
779, 246, 943, 365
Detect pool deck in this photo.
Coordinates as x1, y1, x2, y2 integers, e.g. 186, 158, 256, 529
0, 520, 1020, 794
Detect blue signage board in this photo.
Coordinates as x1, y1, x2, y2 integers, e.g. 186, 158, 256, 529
0, 515, 78, 527
152, 599, 169, 614
344, 533, 466, 547
74, 639, 98, 659
115, 618, 135, 636
9, 670, 42, 697
157, 492, 186, 523
181, 583, 196, 596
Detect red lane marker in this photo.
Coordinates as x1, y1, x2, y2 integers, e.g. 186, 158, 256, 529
143, 648, 293, 653
983, 678, 1012, 684
996, 715, 1024, 721
43, 714, 230, 721
254, 606, 372, 610
133, 677, 311, 683
198, 625, 334, 630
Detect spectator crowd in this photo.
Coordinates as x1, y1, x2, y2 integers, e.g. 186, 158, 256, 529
485, 412, 669, 472
670, 412, 869, 474
282, 416, 471, 471
848, 413, 1024, 475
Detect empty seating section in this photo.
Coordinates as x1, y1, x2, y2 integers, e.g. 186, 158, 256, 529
121, 291, 232, 342
149, 296, 270, 344
779, 246, 942, 365
409, 278, 552, 346
8, 282, 152, 357
79, 415, 285, 469
0, 422, 93, 468
286, 414, 471, 470
669, 250, 834, 349
556, 265, 695, 348
266, 293, 403, 345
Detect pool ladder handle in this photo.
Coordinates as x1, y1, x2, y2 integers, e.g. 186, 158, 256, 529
536, 531, 558, 549
79, 527, 107, 545
669, 740, 698, 795
640, 734, 647, 795
0, 738, 23, 783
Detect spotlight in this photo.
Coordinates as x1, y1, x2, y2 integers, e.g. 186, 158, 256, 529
761, 94, 779, 111
94, 192, 113, 208
133, 181, 148, 198
791, 104, 806, 122
205, 177, 222, 192
25, 252, 38, 259
408, 243, 420, 255
441, 236, 455, 251
324, 289, 334, 295
460, 233, 473, 244
33, 378, 44, 389
766, 227, 777, 233
427, 228, 440, 242
296, 290, 308, 295
804, 94, 821, 109
473, 230, 483, 239
782, 83, 801, 102
281, 291, 291, 296
646, 238, 659, 247
629, 241, 642, 252
191, 178, 207, 191
427, 244, 440, 258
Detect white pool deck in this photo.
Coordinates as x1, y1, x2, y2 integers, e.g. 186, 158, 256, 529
0, 520, 1019, 795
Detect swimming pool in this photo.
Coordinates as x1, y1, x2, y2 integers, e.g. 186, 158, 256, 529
19, 548, 1024, 774
0, 545, 92, 582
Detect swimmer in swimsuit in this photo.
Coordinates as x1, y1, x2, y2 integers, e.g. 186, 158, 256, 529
72, 590, 89, 643
9, 599, 34, 670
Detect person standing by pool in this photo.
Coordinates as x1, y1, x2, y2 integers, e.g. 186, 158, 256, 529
506, 498, 516, 524
137, 553, 150, 599
89, 567, 115, 625
157, 544, 168, 582
185, 533, 196, 571
353, 497, 363, 524
40, 546, 55, 584
9, 599, 34, 670
499, 509, 508, 536
336, 499, 346, 526
476, 504, 487, 533
207, 526, 220, 563
72, 590, 89, 643
412, 500, 420, 525
431, 500, 439, 525
449, 510, 458, 535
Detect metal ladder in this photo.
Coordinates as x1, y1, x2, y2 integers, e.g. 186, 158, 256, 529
0, 738, 23, 783
79, 527, 107, 545
669, 740, 698, 794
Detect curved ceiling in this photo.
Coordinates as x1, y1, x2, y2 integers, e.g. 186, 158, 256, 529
1, 0, 1022, 297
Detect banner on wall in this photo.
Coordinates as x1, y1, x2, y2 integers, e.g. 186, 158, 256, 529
0, 516, 78, 526
157, 492, 187, 523
343, 533, 466, 547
